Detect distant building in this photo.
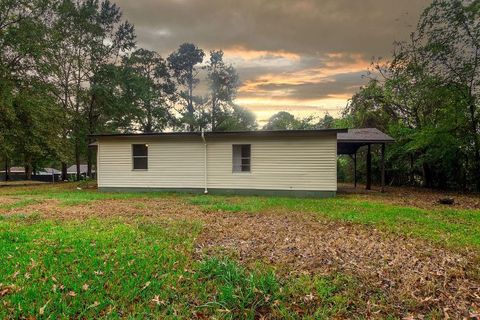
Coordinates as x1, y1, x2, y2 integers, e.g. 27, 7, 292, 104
67, 164, 95, 178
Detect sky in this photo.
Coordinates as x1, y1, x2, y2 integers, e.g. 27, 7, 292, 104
115, 0, 431, 124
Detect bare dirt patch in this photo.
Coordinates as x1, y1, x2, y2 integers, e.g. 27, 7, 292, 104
3, 196, 480, 318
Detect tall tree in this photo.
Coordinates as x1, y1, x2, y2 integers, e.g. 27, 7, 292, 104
167, 43, 204, 131
0, 0, 62, 179
206, 50, 239, 131
40, 0, 135, 179
417, 0, 480, 189
120, 48, 176, 133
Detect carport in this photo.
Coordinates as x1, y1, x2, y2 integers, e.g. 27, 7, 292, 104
337, 128, 395, 192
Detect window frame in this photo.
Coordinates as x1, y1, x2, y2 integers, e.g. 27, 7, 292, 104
232, 144, 251, 174
132, 144, 148, 171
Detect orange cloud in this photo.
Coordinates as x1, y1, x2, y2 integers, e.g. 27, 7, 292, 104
239, 52, 370, 95
222, 46, 301, 61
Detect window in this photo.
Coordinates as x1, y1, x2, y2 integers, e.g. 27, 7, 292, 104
232, 144, 251, 173
132, 144, 148, 170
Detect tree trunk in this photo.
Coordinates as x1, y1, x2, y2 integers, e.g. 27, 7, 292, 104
75, 140, 81, 181
24, 155, 32, 180
469, 103, 480, 191
61, 162, 68, 181
422, 163, 431, 188
409, 153, 414, 185
4, 157, 9, 181
366, 144, 372, 190
187, 67, 195, 132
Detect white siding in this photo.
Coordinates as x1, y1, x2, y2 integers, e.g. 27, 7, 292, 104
97, 137, 204, 188
97, 133, 337, 191
206, 134, 337, 191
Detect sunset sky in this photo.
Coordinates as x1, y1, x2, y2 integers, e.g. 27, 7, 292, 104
115, 0, 431, 124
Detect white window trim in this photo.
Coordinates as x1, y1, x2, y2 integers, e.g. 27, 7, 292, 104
232, 144, 251, 173
132, 144, 149, 171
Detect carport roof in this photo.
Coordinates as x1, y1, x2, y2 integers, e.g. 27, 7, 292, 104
337, 128, 394, 155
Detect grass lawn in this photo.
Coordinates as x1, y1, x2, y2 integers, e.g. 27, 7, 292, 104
0, 183, 479, 318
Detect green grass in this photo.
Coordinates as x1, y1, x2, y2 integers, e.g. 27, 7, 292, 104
0, 216, 366, 319
2, 183, 479, 250
1, 184, 476, 317
188, 195, 480, 250
0, 198, 40, 210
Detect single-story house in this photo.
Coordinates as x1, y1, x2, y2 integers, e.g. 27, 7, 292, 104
38, 168, 61, 175
91, 128, 394, 197
92, 129, 347, 197
67, 164, 95, 176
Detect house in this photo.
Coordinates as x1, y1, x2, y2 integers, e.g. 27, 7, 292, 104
38, 168, 61, 175
67, 164, 95, 178
91, 129, 347, 197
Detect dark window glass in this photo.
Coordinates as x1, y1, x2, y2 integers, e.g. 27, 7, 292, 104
132, 144, 148, 170
133, 144, 148, 157
233, 144, 251, 173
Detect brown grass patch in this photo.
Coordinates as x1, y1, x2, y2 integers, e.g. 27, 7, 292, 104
2, 195, 479, 318
339, 184, 480, 210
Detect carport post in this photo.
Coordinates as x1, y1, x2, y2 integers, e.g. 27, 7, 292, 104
353, 152, 357, 188
366, 144, 372, 190
381, 143, 385, 193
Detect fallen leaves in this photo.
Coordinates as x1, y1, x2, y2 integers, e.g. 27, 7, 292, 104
0, 285, 16, 297
141, 281, 151, 291
151, 295, 166, 306
39, 299, 50, 315
1, 188, 478, 318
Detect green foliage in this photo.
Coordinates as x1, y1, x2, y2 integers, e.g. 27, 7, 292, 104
343, 0, 480, 190
167, 43, 205, 131
119, 48, 176, 133
204, 50, 241, 131
263, 111, 338, 130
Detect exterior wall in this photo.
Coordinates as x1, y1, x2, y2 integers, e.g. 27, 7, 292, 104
97, 133, 338, 192
97, 137, 204, 188
206, 135, 337, 191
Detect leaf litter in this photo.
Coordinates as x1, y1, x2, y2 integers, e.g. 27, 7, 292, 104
1, 192, 479, 318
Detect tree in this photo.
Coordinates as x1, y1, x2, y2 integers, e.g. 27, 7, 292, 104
167, 43, 205, 131
417, 0, 480, 189
263, 111, 318, 130
213, 105, 257, 131
0, 0, 63, 180
120, 48, 176, 133
344, 24, 470, 189
40, 0, 135, 179
206, 50, 239, 131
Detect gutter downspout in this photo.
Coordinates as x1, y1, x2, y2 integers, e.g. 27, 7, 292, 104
201, 129, 208, 194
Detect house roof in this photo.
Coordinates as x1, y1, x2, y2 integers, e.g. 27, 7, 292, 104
337, 128, 394, 143
67, 164, 95, 174
337, 128, 394, 155
90, 128, 393, 156
90, 129, 347, 140
0, 166, 25, 173
39, 168, 61, 174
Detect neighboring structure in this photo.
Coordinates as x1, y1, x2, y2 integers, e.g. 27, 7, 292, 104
0, 167, 62, 182
91, 129, 346, 197
67, 164, 95, 179
337, 128, 395, 192
38, 168, 61, 175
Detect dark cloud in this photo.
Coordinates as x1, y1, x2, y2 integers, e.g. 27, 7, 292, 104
244, 71, 367, 100
114, 0, 431, 117
117, 0, 429, 56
